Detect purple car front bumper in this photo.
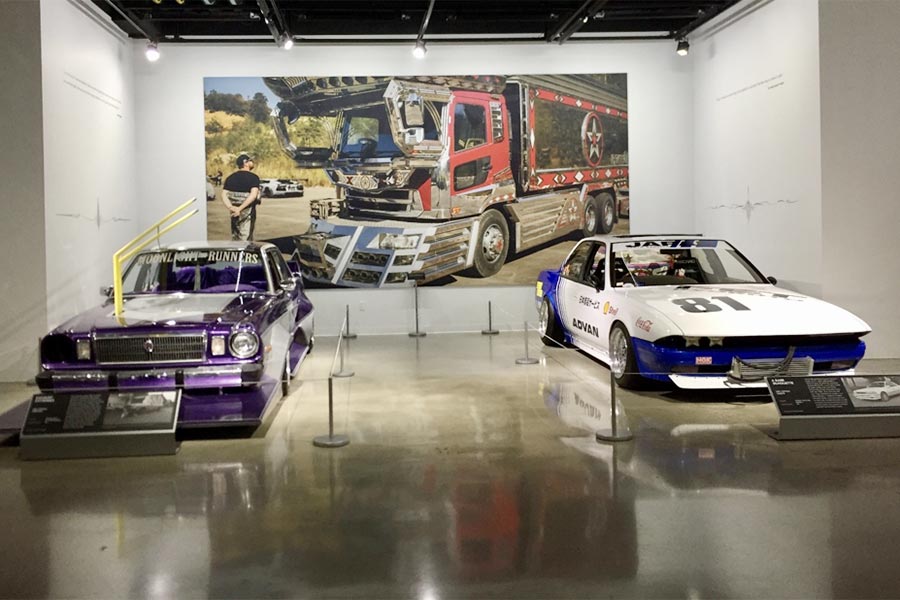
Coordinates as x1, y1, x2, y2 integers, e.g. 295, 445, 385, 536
36, 363, 275, 427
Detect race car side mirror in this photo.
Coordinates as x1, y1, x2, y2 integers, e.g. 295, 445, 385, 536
100, 285, 114, 297
767, 276, 778, 285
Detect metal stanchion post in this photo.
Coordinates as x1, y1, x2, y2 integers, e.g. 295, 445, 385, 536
333, 340, 355, 378
516, 321, 539, 365
343, 304, 358, 340
481, 300, 500, 335
596, 368, 633, 442
313, 376, 350, 448
408, 276, 426, 338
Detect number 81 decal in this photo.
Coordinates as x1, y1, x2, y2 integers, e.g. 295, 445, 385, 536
672, 296, 750, 313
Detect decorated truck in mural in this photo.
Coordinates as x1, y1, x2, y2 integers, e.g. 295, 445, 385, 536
265, 74, 628, 287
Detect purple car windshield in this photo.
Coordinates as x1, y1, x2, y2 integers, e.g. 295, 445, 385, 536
121, 249, 269, 294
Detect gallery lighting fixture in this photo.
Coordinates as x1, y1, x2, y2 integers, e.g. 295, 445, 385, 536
145, 41, 160, 62
676, 38, 690, 56
412, 39, 427, 59
547, 0, 608, 44
256, 0, 293, 49
413, 0, 435, 59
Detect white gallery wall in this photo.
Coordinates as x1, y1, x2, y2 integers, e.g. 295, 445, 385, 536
691, 0, 823, 296
819, 0, 900, 358
0, 1, 46, 381
131, 39, 695, 334
40, 0, 139, 336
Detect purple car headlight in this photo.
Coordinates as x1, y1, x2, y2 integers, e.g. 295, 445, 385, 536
229, 331, 259, 358
76, 338, 92, 360
41, 334, 76, 362
211, 335, 226, 356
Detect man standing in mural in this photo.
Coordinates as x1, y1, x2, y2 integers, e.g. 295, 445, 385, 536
221, 153, 261, 241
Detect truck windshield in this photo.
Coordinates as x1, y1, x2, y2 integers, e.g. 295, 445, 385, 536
339, 106, 402, 159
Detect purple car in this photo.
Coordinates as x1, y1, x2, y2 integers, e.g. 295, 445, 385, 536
36, 241, 314, 427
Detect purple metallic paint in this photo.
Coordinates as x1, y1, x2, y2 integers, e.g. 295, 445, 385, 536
39, 291, 313, 428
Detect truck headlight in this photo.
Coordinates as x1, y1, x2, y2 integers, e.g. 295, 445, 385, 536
229, 331, 259, 358
76, 338, 91, 360
376, 233, 420, 250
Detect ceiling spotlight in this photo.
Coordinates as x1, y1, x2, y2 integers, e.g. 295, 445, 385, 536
676, 38, 690, 56
281, 34, 294, 50
145, 41, 160, 62
412, 39, 427, 59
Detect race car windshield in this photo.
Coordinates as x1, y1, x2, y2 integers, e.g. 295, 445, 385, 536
122, 249, 270, 294
610, 240, 766, 287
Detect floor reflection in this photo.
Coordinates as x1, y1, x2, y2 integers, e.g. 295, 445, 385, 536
3, 336, 900, 598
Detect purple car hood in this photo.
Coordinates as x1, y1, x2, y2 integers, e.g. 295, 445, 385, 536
52, 293, 272, 333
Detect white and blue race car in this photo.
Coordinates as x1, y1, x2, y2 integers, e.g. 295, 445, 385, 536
535, 235, 871, 389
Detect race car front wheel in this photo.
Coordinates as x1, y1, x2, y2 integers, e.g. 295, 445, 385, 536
609, 323, 640, 388
539, 298, 565, 346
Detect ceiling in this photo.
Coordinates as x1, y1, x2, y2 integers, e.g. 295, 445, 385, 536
92, 0, 741, 45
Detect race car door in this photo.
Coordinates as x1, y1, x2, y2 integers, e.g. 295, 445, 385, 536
557, 241, 610, 352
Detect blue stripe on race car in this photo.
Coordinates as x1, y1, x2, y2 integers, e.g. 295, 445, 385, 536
631, 338, 867, 383
536, 269, 561, 313
536, 269, 572, 344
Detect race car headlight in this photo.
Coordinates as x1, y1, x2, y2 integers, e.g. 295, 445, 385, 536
376, 233, 420, 250
76, 338, 92, 360
229, 331, 259, 358
211, 335, 226, 357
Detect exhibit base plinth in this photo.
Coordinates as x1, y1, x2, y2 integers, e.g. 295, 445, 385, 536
775, 413, 900, 441
313, 434, 350, 448
19, 391, 180, 460
20, 431, 178, 460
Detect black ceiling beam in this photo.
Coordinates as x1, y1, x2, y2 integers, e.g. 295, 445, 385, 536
100, 0, 159, 40
89, 0, 741, 43
545, 0, 610, 44
672, 1, 734, 39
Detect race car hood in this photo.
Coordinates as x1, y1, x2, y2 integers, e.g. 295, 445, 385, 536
623, 284, 870, 338
52, 293, 272, 332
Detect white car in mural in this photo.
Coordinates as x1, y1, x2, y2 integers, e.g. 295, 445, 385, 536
535, 235, 872, 389
852, 378, 900, 402
259, 178, 304, 198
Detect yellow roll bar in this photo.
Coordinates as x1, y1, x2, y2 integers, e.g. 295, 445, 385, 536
112, 197, 198, 318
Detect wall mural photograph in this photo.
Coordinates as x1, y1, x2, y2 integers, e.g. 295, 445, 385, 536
204, 74, 629, 288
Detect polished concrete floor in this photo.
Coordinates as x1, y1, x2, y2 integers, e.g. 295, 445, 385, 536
2, 333, 900, 598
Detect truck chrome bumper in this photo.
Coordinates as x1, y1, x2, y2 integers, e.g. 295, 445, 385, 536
293, 217, 476, 287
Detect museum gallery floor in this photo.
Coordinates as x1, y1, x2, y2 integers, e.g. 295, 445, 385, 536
1, 333, 900, 598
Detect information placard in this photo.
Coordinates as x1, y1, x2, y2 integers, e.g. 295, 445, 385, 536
767, 375, 900, 440
768, 375, 900, 416
20, 390, 179, 460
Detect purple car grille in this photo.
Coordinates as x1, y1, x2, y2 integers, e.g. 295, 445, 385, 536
95, 334, 206, 365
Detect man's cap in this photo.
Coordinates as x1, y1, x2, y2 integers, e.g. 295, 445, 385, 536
236, 153, 255, 167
